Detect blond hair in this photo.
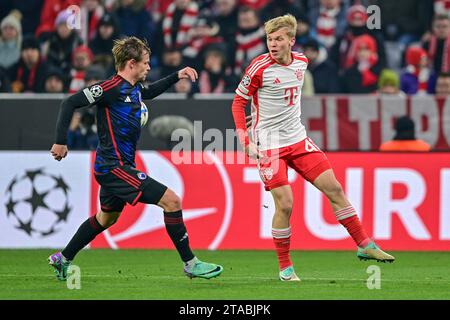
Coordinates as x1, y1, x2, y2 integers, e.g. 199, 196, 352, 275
264, 14, 297, 38
112, 36, 151, 71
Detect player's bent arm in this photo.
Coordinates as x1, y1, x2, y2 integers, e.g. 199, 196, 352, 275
141, 72, 179, 100
54, 90, 91, 145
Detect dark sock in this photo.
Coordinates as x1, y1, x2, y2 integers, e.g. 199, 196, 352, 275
62, 215, 106, 261
164, 210, 195, 263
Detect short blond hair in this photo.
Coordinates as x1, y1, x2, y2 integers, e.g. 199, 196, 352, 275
264, 14, 297, 38
112, 36, 151, 71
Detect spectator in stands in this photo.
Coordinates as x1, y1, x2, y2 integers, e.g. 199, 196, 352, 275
0, 0, 43, 36
84, 64, 107, 86
308, 0, 348, 49
434, 0, 450, 17
67, 110, 99, 150
423, 14, 450, 74
199, 47, 235, 93
114, 0, 155, 46
302, 69, 315, 97
89, 13, 120, 75
234, 6, 265, 76
44, 9, 83, 74
79, 0, 105, 43
330, 4, 386, 73
379, 116, 431, 151
8, 35, 50, 93
211, 0, 239, 68
378, 69, 404, 96
36, 0, 81, 41
160, 48, 185, 78
261, 0, 303, 22
0, 11, 22, 70
146, 0, 173, 23
302, 38, 340, 93
68, 45, 94, 93
375, 0, 433, 48
435, 72, 450, 96
158, 0, 198, 52
0, 67, 12, 92
240, 0, 270, 11
341, 34, 382, 94
182, 14, 223, 69
292, 12, 316, 50
400, 46, 434, 95
45, 67, 66, 93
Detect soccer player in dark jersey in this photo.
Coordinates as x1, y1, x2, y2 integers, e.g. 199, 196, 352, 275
48, 37, 223, 281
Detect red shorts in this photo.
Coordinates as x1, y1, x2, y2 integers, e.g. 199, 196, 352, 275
258, 137, 331, 191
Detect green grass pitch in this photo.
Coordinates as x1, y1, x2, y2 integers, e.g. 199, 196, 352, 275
1, 249, 449, 300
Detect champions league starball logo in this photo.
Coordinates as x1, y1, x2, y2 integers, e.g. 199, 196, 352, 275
4, 168, 72, 237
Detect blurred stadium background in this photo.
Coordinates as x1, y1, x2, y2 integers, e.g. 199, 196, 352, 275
1, 0, 450, 300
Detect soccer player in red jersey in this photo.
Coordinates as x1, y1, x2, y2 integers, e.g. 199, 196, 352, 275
232, 15, 394, 281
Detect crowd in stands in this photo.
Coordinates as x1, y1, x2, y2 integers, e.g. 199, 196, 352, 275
0, 0, 450, 97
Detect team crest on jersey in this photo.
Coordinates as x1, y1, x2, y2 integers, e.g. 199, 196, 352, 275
90, 85, 103, 98
241, 75, 251, 87
295, 69, 303, 81
259, 168, 274, 181
137, 172, 147, 180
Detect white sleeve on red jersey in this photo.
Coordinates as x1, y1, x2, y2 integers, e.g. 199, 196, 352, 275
292, 51, 309, 65
235, 54, 271, 100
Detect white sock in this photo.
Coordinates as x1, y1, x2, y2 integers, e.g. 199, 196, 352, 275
185, 256, 198, 269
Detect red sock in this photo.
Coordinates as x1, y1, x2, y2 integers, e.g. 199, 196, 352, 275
272, 227, 292, 271
335, 206, 371, 248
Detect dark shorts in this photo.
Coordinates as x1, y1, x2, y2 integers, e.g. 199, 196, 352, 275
94, 165, 168, 212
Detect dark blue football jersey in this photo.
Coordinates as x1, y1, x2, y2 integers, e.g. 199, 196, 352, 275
55, 72, 179, 173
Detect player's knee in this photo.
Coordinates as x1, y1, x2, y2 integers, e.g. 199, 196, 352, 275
277, 199, 293, 216
97, 211, 120, 228
164, 194, 182, 212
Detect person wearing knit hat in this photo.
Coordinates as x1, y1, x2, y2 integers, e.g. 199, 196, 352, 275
45, 67, 66, 93
380, 116, 431, 151
400, 46, 434, 95
346, 4, 368, 27
342, 34, 382, 93
45, 10, 83, 74
7, 35, 50, 93
329, 4, 387, 73
88, 12, 120, 74
0, 10, 22, 70
378, 69, 404, 95
68, 45, 94, 93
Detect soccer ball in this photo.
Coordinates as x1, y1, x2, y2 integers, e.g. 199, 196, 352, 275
141, 101, 148, 127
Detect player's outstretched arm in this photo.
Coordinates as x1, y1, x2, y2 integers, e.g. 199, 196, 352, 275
51, 90, 91, 161
141, 67, 198, 100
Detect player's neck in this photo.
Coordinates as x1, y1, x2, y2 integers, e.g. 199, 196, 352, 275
273, 52, 292, 66
117, 71, 138, 86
